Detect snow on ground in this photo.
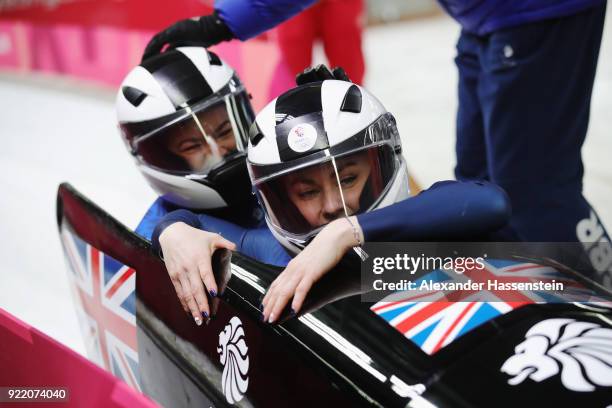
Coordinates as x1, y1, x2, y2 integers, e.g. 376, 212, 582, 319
0, 11, 611, 356
0, 78, 156, 355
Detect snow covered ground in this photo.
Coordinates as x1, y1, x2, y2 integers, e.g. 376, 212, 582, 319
1, 11, 611, 356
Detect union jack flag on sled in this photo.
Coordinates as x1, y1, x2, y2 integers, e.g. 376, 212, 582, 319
371, 259, 609, 355
60, 226, 141, 391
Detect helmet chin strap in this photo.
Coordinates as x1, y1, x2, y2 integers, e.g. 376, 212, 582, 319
328, 150, 369, 261
184, 104, 222, 159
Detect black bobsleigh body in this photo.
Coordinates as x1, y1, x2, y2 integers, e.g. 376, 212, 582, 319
57, 183, 612, 407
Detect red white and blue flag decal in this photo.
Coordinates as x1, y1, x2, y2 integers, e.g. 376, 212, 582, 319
372, 300, 514, 355
60, 227, 141, 391
371, 260, 603, 355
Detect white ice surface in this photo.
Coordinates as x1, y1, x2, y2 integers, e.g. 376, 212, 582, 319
0, 11, 611, 356
0, 80, 156, 355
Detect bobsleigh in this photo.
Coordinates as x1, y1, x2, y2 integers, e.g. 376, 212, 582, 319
56, 183, 612, 407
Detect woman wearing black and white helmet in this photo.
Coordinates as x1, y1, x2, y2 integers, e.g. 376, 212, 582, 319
248, 78, 409, 254
116, 46, 259, 239
256, 77, 512, 323
252, 78, 412, 322
117, 47, 266, 325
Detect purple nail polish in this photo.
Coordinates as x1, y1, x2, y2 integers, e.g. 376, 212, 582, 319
209, 289, 217, 298
202, 311, 209, 318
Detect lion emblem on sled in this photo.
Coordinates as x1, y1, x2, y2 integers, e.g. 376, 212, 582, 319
501, 318, 612, 392
217, 317, 250, 403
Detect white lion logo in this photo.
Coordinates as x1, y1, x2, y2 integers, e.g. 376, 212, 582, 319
501, 318, 612, 392
217, 316, 249, 404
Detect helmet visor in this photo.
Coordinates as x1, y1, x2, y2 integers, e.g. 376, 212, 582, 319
132, 92, 252, 175
253, 144, 398, 238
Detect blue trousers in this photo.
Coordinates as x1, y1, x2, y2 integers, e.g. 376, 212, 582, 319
454, 2, 609, 243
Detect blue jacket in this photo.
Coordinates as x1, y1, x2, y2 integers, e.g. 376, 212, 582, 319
150, 180, 511, 267
216, 0, 604, 37
437, 0, 605, 34
152, 210, 293, 267
135, 196, 265, 240
135, 197, 181, 240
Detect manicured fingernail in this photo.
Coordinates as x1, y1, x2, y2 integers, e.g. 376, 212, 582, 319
194, 316, 202, 326
202, 311, 208, 318
209, 290, 217, 298
259, 313, 265, 322
258, 303, 263, 311
290, 308, 296, 317
268, 313, 275, 323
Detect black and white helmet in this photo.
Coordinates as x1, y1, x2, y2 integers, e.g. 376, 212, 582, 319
117, 47, 255, 210
247, 80, 410, 253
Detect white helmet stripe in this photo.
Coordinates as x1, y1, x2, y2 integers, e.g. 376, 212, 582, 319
248, 97, 281, 165
178, 47, 234, 93
116, 66, 175, 123
321, 80, 386, 145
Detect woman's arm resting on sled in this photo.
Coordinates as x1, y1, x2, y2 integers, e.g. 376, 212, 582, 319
261, 180, 511, 322
151, 209, 291, 325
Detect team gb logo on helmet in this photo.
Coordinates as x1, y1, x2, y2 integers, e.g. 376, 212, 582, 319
217, 316, 249, 404
501, 318, 612, 392
288, 123, 318, 153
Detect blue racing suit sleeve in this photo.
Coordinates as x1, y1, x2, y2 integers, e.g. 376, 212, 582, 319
357, 180, 511, 241
152, 209, 292, 267
216, 0, 316, 40
135, 197, 178, 240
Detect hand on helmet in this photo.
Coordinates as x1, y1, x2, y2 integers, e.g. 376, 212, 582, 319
142, 12, 234, 61
295, 64, 351, 86
159, 222, 236, 326
261, 217, 363, 323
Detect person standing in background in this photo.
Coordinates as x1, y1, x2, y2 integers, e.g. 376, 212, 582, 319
277, 0, 365, 85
